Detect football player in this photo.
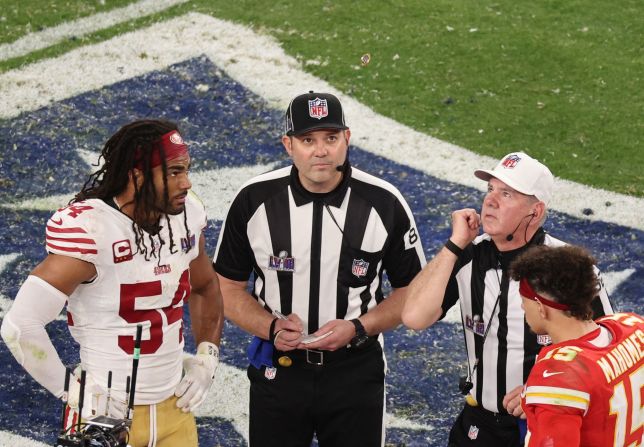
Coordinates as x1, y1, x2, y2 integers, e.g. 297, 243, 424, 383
1, 119, 224, 447
510, 244, 643, 446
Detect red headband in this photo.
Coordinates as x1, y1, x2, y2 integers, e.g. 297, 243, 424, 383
135, 130, 189, 169
519, 278, 570, 310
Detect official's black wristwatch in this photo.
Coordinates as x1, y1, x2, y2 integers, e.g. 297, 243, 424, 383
349, 318, 369, 348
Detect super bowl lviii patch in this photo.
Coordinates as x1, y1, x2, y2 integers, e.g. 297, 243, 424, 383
465, 315, 486, 337
268, 250, 295, 272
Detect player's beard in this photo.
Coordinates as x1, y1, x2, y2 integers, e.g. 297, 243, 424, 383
156, 192, 187, 216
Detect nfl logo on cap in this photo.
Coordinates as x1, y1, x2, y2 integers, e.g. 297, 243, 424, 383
308, 98, 329, 119
284, 91, 348, 136
474, 152, 555, 205
501, 154, 521, 168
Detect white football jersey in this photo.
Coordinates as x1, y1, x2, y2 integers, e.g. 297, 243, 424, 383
46, 193, 206, 405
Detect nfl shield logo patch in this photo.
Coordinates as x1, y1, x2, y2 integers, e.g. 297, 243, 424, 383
468, 425, 479, 440
537, 334, 552, 345
351, 259, 369, 278
264, 367, 277, 380
308, 97, 328, 120
501, 154, 521, 168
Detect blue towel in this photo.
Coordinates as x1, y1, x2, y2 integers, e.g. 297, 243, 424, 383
247, 336, 274, 369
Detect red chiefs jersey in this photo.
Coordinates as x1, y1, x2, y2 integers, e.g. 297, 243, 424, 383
46, 193, 206, 405
522, 312, 644, 447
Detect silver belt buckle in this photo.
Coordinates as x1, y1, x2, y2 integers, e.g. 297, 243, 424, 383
306, 349, 323, 365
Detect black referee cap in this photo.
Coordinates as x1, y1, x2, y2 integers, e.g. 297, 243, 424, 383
284, 91, 348, 136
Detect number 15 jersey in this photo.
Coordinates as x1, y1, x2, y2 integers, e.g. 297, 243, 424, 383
522, 313, 644, 447
45, 194, 206, 405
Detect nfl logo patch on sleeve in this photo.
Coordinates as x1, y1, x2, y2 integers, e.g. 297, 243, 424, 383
351, 259, 369, 277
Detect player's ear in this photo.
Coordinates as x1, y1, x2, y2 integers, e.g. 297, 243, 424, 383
129, 168, 144, 187
537, 301, 548, 319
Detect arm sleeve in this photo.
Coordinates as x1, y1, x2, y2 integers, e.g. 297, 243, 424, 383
381, 197, 426, 288
213, 190, 254, 281
439, 244, 472, 319
0, 275, 68, 398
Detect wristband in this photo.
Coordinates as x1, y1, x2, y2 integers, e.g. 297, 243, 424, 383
273, 330, 286, 344
444, 239, 464, 258
268, 317, 278, 342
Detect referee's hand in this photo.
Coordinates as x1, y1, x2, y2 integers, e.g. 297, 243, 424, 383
297, 319, 354, 351
502, 385, 527, 419
450, 208, 481, 247
273, 313, 304, 352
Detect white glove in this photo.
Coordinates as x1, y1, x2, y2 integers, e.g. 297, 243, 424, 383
174, 342, 219, 413
67, 368, 128, 419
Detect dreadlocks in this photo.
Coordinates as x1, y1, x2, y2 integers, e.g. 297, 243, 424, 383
74, 119, 193, 260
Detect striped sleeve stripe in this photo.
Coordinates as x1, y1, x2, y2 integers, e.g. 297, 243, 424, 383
45, 221, 97, 255
46, 225, 88, 234
46, 235, 96, 244
524, 385, 590, 412
46, 241, 98, 255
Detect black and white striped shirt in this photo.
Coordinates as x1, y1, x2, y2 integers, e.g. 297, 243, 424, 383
442, 229, 613, 413
214, 164, 426, 334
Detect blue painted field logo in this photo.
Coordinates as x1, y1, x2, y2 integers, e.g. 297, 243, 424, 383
351, 259, 369, 278
308, 97, 328, 119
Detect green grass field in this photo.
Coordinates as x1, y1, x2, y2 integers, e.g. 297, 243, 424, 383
1, 0, 642, 196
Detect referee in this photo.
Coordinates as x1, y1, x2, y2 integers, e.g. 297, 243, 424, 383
213, 91, 426, 447
402, 152, 613, 446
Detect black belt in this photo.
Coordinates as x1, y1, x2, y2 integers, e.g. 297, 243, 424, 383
274, 336, 378, 367
466, 401, 518, 426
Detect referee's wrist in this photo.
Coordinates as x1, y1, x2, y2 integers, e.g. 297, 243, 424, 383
444, 239, 464, 258
268, 317, 278, 342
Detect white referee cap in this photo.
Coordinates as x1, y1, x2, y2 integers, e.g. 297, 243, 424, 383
475, 152, 554, 205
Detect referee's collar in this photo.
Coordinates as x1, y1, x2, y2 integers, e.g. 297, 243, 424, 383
289, 162, 351, 207
492, 227, 547, 270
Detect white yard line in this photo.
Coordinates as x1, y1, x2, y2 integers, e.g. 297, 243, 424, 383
0, 431, 49, 447
0, 12, 641, 230
0, 0, 189, 61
